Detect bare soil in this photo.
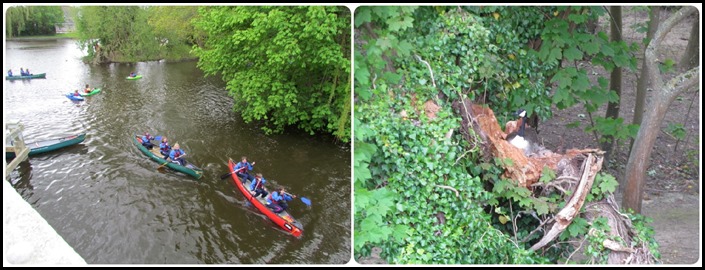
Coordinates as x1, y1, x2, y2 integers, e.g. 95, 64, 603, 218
355, 7, 701, 265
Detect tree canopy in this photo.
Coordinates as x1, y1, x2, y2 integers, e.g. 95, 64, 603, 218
6, 5, 65, 37
192, 6, 351, 141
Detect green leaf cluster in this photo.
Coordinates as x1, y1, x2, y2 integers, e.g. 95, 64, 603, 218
193, 6, 351, 141
6, 6, 65, 38
75, 6, 162, 62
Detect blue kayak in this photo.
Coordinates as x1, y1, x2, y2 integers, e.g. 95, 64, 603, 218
66, 93, 85, 101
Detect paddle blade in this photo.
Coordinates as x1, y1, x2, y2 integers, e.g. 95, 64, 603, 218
154, 136, 162, 141
300, 197, 311, 206
220, 171, 234, 180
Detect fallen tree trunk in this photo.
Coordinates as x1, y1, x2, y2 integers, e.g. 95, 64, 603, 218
452, 99, 658, 264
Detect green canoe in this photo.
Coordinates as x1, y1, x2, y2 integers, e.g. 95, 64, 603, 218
6, 133, 86, 159
6, 73, 47, 80
126, 75, 143, 80
133, 135, 203, 180
80, 88, 102, 97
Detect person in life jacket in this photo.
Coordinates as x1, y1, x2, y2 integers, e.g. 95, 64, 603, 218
20, 68, 26, 76
266, 187, 295, 214
73, 90, 80, 96
84, 84, 93, 93
7, 69, 13, 77
159, 137, 171, 158
167, 143, 186, 166
141, 132, 155, 149
249, 173, 268, 199
234, 156, 256, 184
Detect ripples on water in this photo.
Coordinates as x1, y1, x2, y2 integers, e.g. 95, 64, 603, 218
4, 39, 351, 264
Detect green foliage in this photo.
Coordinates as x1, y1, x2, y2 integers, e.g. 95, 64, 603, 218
147, 6, 203, 60
354, 6, 657, 264
6, 5, 65, 37
658, 58, 676, 73
75, 6, 161, 62
664, 123, 686, 140
355, 97, 544, 263
193, 6, 351, 141
582, 217, 612, 263
627, 211, 661, 260
587, 117, 640, 143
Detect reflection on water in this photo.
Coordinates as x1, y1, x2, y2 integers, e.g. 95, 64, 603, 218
3, 39, 351, 264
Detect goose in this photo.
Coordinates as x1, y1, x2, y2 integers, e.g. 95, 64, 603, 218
506, 109, 530, 151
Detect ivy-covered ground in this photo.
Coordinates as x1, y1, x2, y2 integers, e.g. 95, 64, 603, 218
537, 8, 700, 264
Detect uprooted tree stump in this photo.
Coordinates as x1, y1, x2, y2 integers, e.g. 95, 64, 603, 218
452, 99, 658, 264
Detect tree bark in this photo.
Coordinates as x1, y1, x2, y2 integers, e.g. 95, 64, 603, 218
622, 6, 700, 213
625, 7, 661, 192
679, 15, 699, 71
602, 6, 622, 167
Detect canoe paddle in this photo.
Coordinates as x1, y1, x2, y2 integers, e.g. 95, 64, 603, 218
220, 166, 247, 180
157, 161, 169, 170
283, 192, 311, 206
158, 153, 185, 170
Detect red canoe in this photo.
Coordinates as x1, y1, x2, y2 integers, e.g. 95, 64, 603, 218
228, 158, 303, 238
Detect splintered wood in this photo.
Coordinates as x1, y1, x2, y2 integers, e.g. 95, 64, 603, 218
453, 100, 656, 264
454, 101, 593, 188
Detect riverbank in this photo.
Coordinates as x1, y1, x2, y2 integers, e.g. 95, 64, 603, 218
6, 33, 78, 41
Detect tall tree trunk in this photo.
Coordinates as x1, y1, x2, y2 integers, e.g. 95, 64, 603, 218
602, 6, 622, 167
680, 16, 699, 71
623, 6, 700, 213
624, 6, 660, 191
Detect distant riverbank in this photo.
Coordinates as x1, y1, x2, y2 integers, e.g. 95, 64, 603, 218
6, 33, 78, 41
6, 35, 198, 63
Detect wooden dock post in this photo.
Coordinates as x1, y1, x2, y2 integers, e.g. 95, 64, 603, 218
5, 121, 30, 177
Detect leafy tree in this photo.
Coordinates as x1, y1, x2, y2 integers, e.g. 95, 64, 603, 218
192, 6, 351, 141
6, 5, 64, 37
75, 6, 160, 63
147, 6, 204, 60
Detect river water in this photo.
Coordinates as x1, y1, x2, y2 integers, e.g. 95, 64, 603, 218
3, 39, 351, 264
